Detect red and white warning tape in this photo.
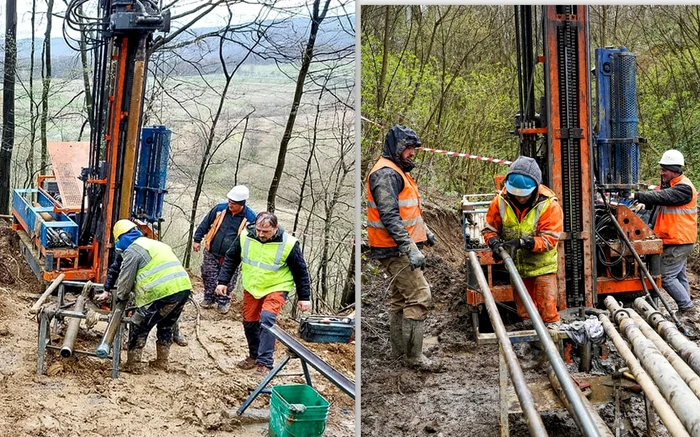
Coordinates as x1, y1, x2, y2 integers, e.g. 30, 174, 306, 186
416, 147, 512, 166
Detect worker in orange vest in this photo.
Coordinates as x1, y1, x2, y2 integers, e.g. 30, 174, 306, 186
482, 156, 564, 327
632, 149, 698, 318
193, 185, 257, 314
366, 125, 439, 371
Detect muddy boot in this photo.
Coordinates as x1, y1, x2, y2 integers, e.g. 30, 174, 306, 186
403, 319, 443, 372
149, 344, 170, 370
124, 348, 145, 374
389, 311, 405, 359
172, 323, 188, 347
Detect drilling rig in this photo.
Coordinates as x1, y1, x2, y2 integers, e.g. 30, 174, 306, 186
12, 0, 172, 378
462, 6, 700, 436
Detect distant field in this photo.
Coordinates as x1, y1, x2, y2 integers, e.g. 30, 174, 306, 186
10, 61, 355, 308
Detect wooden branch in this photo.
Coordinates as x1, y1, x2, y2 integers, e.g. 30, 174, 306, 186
30, 273, 65, 314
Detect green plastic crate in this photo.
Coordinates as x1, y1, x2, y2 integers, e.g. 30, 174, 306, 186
269, 384, 330, 437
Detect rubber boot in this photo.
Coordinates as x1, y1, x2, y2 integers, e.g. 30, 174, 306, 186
124, 348, 145, 373
172, 323, 188, 347
403, 318, 442, 371
389, 311, 405, 359
149, 344, 170, 370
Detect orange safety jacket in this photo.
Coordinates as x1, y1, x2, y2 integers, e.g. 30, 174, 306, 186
654, 175, 698, 245
204, 210, 249, 252
482, 185, 563, 259
366, 157, 427, 248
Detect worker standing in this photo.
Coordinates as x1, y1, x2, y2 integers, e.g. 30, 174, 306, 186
111, 220, 192, 373
366, 125, 438, 370
193, 185, 257, 314
632, 149, 698, 318
216, 212, 311, 376
482, 156, 564, 327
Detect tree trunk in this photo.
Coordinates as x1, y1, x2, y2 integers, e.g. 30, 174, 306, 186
266, 0, 331, 212
0, 0, 17, 214
23, 0, 38, 188
40, 0, 54, 174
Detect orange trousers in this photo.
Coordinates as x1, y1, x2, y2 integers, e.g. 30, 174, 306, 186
513, 273, 559, 323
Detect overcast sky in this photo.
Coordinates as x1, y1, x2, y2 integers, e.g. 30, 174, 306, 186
0, 0, 352, 40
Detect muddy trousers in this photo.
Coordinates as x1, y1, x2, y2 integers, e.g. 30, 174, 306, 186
379, 255, 431, 320
242, 291, 287, 369
513, 274, 559, 323
661, 244, 695, 311
128, 290, 191, 350
201, 250, 237, 305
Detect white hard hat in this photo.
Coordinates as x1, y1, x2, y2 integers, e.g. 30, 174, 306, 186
227, 185, 249, 202
659, 149, 684, 166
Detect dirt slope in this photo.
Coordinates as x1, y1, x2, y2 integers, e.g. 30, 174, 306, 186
361, 196, 700, 437
0, 223, 355, 436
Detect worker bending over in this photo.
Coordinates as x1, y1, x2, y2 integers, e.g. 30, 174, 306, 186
112, 219, 192, 372
482, 156, 564, 327
632, 149, 698, 318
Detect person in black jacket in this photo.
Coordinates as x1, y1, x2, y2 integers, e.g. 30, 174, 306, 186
193, 185, 257, 314
632, 149, 698, 317
216, 212, 311, 376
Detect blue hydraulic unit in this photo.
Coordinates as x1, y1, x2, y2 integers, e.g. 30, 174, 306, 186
132, 126, 171, 224
595, 46, 645, 193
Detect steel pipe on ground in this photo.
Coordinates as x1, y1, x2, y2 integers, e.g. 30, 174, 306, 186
599, 314, 689, 437
497, 247, 601, 437
467, 252, 547, 437
607, 299, 700, 399
634, 297, 700, 377
605, 297, 700, 435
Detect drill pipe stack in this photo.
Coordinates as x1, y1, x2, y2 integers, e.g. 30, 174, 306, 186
634, 297, 700, 377
604, 296, 700, 435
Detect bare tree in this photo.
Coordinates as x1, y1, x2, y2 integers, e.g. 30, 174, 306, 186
40, 0, 55, 174
0, 0, 17, 214
267, 0, 332, 212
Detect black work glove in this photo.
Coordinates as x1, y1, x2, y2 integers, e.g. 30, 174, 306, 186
488, 237, 505, 261
521, 235, 535, 251
406, 242, 426, 271
426, 228, 436, 247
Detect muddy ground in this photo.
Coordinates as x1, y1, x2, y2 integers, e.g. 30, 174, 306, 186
0, 222, 355, 436
361, 198, 700, 437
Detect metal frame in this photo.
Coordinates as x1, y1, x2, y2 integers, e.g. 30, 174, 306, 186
36, 282, 129, 379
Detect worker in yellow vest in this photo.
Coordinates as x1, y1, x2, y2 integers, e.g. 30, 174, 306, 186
193, 185, 257, 314
112, 219, 192, 373
632, 149, 698, 318
482, 156, 564, 327
366, 125, 439, 371
215, 212, 311, 376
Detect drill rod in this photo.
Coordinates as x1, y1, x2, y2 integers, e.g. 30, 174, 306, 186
497, 246, 601, 437
467, 252, 548, 437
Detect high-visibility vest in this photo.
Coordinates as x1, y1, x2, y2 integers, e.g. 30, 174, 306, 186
132, 238, 192, 307
240, 230, 297, 299
655, 175, 698, 245
497, 187, 559, 278
366, 157, 427, 248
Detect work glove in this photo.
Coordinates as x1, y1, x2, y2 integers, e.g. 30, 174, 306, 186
425, 228, 436, 247
521, 235, 535, 251
488, 237, 505, 261
406, 242, 426, 271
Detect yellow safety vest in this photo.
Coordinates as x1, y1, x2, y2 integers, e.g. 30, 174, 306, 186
133, 237, 192, 307
498, 193, 558, 278
240, 230, 297, 299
